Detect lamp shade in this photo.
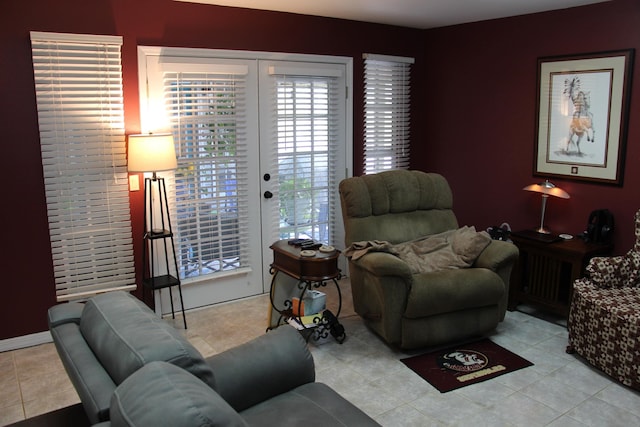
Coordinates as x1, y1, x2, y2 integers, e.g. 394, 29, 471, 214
127, 133, 177, 173
522, 180, 570, 199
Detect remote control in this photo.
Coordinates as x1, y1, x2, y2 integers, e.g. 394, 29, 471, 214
301, 242, 322, 250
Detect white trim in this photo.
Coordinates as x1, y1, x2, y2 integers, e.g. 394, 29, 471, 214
268, 64, 344, 77
362, 53, 415, 64
139, 45, 352, 65
0, 331, 53, 352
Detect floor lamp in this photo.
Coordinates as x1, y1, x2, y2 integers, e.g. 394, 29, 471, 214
128, 133, 187, 328
523, 180, 570, 235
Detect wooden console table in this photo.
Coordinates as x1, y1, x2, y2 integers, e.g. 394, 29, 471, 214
508, 231, 613, 317
267, 240, 345, 342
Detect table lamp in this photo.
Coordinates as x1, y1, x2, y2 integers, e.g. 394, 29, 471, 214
127, 133, 177, 234
523, 180, 570, 234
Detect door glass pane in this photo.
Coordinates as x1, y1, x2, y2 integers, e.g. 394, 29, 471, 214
276, 77, 332, 243
164, 72, 248, 279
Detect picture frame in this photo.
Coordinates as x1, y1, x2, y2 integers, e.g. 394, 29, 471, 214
534, 49, 634, 185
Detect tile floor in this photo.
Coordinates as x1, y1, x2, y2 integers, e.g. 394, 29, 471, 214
2, 279, 640, 426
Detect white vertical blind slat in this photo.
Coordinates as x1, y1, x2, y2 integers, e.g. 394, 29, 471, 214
30, 32, 135, 302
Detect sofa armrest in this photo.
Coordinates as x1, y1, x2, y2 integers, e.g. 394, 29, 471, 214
48, 302, 84, 328
351, 251, 413, 280
206, 326, 315, 412
50, 323, 116, 424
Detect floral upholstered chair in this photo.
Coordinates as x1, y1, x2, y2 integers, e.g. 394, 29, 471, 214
567, 209, 640, 390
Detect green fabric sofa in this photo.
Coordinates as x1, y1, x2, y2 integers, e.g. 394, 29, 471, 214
339, 170, 519, 349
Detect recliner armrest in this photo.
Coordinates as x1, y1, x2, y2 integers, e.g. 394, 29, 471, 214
206, 326, 315, 412
351, 251, 412, 280
473, 239, 519, 271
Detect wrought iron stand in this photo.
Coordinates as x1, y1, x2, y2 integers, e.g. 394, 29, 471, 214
267, 240, 345, 343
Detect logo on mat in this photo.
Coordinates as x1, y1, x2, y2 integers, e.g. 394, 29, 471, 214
437, 349, 489, 372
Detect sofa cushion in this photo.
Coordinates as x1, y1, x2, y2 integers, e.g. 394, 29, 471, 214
79, 291, 216, 389
240, 382, 379, 426
110, 361, 246, 427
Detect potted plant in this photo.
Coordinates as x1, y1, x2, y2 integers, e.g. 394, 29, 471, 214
279, 177, 312, 226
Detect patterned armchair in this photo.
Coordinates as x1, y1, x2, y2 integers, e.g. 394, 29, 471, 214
567, 209, 640, 390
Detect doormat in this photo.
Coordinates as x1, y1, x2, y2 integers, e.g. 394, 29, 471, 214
400, 338, 533, 393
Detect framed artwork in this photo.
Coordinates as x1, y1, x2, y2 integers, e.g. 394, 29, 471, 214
534, 49, 634, 185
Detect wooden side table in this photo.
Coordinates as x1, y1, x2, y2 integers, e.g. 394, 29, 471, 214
508, 231, 613, 317
267, 240, 345, 342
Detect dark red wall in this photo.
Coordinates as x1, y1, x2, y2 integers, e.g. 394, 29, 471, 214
1, 0, 638, 341
0, 0, 423, 340
418, 0, 639, 252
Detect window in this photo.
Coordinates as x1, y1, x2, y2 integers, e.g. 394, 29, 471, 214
363, 54, 414, 174
30, 32, 135, 301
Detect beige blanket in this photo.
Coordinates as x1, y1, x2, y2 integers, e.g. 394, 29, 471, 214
345, 226, 491, 274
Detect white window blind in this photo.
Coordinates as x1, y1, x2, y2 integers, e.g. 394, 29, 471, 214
363, 54, 414, 174
30, 31, 135, 301
264, 66, 343, 245
163, 69, 250, 279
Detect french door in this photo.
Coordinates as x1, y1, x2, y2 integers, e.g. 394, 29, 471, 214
258, 60, 348, 289
139, 47, 351, 311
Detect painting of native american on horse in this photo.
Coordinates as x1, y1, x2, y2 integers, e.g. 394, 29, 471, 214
547, 70, 612, 167
563, 76, 594, 155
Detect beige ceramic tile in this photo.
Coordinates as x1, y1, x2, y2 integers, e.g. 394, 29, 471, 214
14, 343, 64, 382
5, 278, 640, 427
0, 403, 25, 426
23, 386, 80, 419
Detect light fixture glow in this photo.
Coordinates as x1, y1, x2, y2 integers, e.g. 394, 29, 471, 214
523, 180, 570, 234
127, 133, 177, 174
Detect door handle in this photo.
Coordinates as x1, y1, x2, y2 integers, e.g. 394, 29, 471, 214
264, 191, 273, 199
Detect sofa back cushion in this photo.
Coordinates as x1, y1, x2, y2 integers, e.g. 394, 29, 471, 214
340, 170, 458, 246
110, 361, 246, 427
79, 291, 216, 389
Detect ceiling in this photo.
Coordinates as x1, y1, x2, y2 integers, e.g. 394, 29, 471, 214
175, 0, 609, 29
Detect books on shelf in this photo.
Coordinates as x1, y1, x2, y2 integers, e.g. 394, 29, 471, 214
286, 313, 322, 330
291, 290, 326, 316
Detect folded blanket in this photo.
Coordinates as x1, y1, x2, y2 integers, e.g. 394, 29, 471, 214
344, 240, 398, 260
345, 226, 491, 274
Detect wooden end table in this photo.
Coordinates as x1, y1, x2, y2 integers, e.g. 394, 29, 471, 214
267, 240, 345, 343
508, 231, 613, 317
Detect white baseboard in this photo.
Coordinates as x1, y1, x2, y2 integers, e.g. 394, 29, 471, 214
0, 331, 52, 352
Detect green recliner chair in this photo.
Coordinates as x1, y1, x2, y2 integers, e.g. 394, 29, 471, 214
339, 170, 519, 349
